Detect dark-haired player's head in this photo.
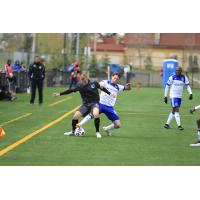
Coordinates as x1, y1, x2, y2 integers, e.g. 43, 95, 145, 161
34, 56, 41, 63
80, 71, 89, 85
7, 59, 11, 65
74, 61, 79, 66
111, 72, 121, 84
176, 67, 182, 76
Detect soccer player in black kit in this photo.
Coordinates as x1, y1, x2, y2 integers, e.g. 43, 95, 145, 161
29, 56, 45, 105
53, 72, 115, 138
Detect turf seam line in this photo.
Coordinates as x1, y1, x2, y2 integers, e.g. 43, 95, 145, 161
0, 106, 79, 156
0, 113, 32, 127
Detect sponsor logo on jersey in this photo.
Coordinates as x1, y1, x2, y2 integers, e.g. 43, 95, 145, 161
173, 83, 184, 86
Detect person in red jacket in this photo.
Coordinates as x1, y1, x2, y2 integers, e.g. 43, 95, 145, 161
69, 61, 81, 89
5, 59, 16, 96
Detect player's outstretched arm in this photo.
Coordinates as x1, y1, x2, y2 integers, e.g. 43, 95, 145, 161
98, 81, 116, 97
164, 85, 169, 104
53, 93, 60, 97
99, 82, 105, 88
101, 86, 116, 97
185, 75, 193, 100
186, 85, 193, 100
124, 83, 132, 91
53, 87, 79, 97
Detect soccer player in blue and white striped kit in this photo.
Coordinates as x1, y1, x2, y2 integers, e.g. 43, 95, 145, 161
76, 72, 131, 136
164, 67, 193, 130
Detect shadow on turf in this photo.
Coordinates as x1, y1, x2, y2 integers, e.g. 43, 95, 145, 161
67, 135, 136, 140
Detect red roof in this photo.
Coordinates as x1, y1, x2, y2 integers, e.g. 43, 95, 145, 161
90, 34, 200, 51
89, 43, 125, 52
159, 33, 200, 48
123, 33, 200, 49
123, 33, 155, 46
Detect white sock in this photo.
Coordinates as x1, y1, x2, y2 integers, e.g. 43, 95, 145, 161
174, 112, 181, 126
104, 123, 115, 131
197, 129, 200, 141
166, 112, 175, 125
79, 114, 93, 126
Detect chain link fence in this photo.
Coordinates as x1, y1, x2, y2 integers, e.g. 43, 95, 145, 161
1, 70, 200, 93
0, 51, 198, 70
1, 51, 200, 92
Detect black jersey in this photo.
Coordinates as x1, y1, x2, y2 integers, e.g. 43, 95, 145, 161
29, 62, 45, 81
60, 80, 111, 104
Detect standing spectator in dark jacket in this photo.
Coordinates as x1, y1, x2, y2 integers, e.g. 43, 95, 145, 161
28, 56, 45, 105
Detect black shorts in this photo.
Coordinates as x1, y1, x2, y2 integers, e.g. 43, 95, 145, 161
77, 103, 99, 117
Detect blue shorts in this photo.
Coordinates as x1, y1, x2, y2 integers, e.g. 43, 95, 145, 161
170, 98, 182, 108
99, 103, 119, 122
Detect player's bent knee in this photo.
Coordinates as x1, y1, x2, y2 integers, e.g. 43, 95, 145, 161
93, 114, 99, 118
73, 111, 82, 120
92, 110, 99, 118
73, 116, 79, 120
114, 123, 121, 129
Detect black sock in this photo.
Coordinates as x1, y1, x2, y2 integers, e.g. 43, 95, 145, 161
94, 118, 100, 132
72, 119, 78, 133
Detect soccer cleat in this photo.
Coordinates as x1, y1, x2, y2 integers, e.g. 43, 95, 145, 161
190, 141, 200, 147
190, 108, 195, 114
11, 96, 17, 101
178, 126, 184, 130
103, 126, 112, 136
96, 132, 102, 139
164, 124, 170, 129
64, 131, 74, 136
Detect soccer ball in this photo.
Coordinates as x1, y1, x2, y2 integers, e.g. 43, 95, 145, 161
74, 127, 85, 136
0, 127, 5, 139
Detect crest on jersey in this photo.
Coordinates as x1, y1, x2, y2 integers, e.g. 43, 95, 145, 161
114, 84, 119, 91
91, 84, 95, 89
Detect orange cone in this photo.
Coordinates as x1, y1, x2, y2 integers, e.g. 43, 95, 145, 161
0, 127, 5, 139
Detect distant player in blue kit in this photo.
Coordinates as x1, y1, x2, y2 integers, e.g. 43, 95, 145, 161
76, 72, 131, 136
164, 67, 193, 130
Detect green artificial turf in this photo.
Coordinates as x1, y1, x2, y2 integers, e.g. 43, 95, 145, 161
0, 86, 200, 166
